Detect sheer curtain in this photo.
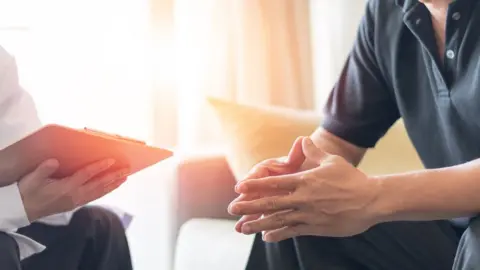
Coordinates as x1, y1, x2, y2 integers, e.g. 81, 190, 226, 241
309, 0, 366, 109
174, 0, 315, 152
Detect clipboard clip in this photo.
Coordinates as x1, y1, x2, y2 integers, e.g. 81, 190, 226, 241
84, 128, 146, 145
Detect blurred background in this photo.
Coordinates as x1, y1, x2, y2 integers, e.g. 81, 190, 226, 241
0, 0, 366, 269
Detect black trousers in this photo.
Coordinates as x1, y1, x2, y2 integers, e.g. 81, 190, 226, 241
0, 207, 132, 270
246, 218, 480, 270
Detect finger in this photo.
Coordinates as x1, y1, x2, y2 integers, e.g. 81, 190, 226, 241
79, 167, 130, 194
230, 188, 291, 204
242, 164, 271, 181
231, 193, 257, 203
27, 159, 60, 181
285, 136, 306, 167
77, 173, 129, 205
242, 160, 289, 181
235, 209, 281, 233
263, 224, 311, 242
235, 174, 300, 194
229, 195, 300, 216
302, 137, 328, 165
241, 210, 305, 235
230, 191, 291, 228
235, 214, 262, 233
67, 159, 116, 186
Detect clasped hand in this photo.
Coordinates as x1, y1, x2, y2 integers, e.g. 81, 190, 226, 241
228, 137, 381, 242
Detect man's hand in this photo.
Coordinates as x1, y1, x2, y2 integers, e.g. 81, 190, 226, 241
229, 137, 381, 242
230, 136, 308, 232
18, 158, 129, 222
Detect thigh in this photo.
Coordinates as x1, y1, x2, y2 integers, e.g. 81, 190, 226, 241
19, 206, 132, 270
332, 221, 459, 270
453, 216, 480, 270
0, 232, 21, 270
247, 221, 460, 270
17, 213, 88, 270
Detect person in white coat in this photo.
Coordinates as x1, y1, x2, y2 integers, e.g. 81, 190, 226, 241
0, 46, 133, 269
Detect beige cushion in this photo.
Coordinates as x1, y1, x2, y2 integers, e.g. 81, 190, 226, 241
207, 97, 424, 180
359, 121, 424, 175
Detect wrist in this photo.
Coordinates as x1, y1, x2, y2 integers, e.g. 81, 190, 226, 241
367, 174, 402, 224
23, 202, 43, 222
18, 185, 44, 222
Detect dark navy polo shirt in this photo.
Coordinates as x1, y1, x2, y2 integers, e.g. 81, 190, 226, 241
322, 0, 480, 171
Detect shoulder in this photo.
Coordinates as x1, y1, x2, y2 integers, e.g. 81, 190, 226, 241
356, 0, 404, 53
366, 0, 402, 15
364, 0, 404, 26
363, 0, 406, 61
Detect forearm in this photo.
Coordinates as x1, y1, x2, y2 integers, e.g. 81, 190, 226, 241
310, 128, 366, 166
373, 159, 480, 222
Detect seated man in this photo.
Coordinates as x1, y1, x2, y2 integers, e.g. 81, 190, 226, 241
229, 0, 480, 269
0, 46, 133, 270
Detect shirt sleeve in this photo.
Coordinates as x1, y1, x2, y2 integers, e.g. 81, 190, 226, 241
0, 184, 30, 230
0, 48, 42, 150
321, 0, 400, 148
0, 48, 42, 230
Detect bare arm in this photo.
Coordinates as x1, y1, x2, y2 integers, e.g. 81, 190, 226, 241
311, 128, 480, 222
309, 128, 367, 167
373, 159, 480, 222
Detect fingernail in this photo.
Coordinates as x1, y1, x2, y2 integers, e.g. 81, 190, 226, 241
118, 169, 130, 178
242, 224, 252, 234
235, 184, 246, 193
232, 204, 240, 214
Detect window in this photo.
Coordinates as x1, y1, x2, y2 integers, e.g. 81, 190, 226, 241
0, 0, 156, 142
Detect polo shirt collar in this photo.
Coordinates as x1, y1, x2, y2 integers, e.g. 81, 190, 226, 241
395, 0, 417, 13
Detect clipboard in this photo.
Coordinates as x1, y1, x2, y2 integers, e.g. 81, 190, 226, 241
0, 124, 173, 186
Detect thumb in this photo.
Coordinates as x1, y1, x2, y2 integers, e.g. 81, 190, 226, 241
302, 137, 328, 164
26, 159, 60, 182
285, 136, 306, 168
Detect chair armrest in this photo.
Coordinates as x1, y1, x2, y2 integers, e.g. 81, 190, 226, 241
175, 154, 238, 230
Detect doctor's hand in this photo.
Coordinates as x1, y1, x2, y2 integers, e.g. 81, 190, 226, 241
231, 136, 309, 232
18, 158, 129, 222
229, 137, 381, 242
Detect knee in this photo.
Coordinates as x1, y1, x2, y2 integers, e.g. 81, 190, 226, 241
463, 216, 480, 245
468, 216, 480, 234
453, 216, 480, 269
0, 232, 20, 265
71, 206, 127, 239
0, 232, 18, 250
459, 216, 480, 248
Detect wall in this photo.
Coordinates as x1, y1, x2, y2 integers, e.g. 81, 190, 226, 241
309, 0, 366, 111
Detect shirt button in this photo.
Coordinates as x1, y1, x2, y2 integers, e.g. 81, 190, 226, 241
452, 12, 461, 20
446, 50, 455, 59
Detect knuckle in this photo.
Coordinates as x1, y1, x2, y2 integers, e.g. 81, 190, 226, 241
327, 154, 344, 164
296, 197, 309, 208
266, 198, 278, 211
299, 173, 313, 185
273, 212, 285, 227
